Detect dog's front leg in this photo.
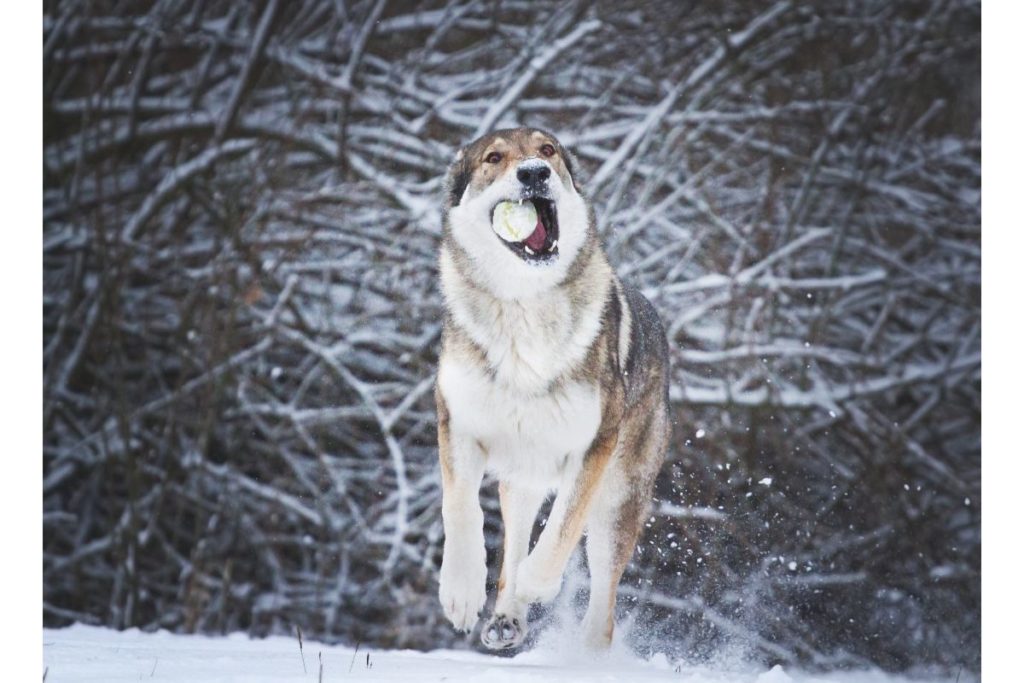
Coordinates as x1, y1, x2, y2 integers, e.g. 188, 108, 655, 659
481, 482, 547, 650
437, 396, 488, 633
514, 425, 619, 606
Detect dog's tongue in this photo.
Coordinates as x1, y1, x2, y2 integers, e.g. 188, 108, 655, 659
523, 218, 547, 252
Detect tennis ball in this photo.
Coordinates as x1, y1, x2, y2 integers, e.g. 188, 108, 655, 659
492, 201, 538, 243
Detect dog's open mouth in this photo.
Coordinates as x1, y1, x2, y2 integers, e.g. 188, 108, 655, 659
491, 197, 560, 262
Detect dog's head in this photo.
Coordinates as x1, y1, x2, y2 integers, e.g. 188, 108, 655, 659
442, 127, 592, 299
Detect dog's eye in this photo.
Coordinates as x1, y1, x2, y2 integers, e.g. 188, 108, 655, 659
540, 144, 556, 157
485, 151, 503, 164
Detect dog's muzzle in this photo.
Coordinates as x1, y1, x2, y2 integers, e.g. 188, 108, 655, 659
516, 164, 551, 195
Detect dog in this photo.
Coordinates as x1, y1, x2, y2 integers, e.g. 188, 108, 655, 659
435, 127, 670, 651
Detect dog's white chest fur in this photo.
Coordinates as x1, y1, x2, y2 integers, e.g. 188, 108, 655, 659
437, 265, 609, 486
439, 359, 601, 486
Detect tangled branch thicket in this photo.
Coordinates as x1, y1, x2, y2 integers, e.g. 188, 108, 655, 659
43, 0, 980, 672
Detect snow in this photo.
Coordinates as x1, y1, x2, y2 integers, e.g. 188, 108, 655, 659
42, 625, 962, 683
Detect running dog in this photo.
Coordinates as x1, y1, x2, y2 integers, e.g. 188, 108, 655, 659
435, 127, 670, 651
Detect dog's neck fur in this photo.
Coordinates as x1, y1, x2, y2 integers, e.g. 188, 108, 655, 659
440, 234, 614, 396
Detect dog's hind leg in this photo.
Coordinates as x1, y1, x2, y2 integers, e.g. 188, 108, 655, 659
481, 482, 547, 650
581, 412, 668, 649
580, 483, 650, 649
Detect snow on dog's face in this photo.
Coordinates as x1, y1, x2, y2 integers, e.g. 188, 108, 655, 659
443, 128, 590, 300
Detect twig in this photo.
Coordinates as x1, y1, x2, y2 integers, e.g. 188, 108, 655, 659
348, 641, 360, 674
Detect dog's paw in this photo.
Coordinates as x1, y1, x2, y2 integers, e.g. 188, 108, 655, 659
438, 550, 487, 632
514, 554, 562, 605
581, 612, 614, 652
481, 613, 527, 650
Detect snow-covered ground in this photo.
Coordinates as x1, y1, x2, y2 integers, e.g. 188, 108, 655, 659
43, 624, 964, 683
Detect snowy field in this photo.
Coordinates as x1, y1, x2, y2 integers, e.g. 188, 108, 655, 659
43, 625, 966, 683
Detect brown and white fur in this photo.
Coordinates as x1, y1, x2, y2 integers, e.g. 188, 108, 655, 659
435, 127, 670, 651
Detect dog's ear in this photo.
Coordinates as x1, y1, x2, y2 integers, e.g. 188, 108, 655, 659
558, 143, 584, 195
445, 147, 472, 208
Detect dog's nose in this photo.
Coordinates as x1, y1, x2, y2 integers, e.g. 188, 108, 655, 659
516, 164, 550, 189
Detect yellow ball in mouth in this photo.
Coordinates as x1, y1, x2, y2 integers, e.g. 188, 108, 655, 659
492, 200, 538, 243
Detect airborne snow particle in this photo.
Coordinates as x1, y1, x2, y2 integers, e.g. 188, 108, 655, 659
695, 429, 706, 439
759, 477, 773, 486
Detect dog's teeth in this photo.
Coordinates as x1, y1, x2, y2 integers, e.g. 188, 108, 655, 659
552, 240, 558, 249
524, 245, 535, 255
